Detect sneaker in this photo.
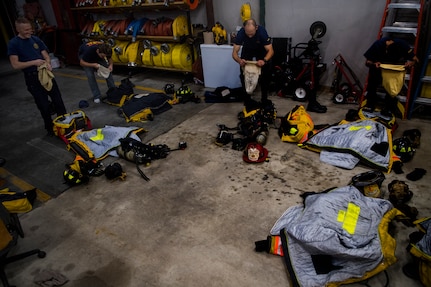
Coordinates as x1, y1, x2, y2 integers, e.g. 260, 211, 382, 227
94, 98, 101, 104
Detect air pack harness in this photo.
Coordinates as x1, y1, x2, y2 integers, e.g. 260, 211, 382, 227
117, 137, 187, 181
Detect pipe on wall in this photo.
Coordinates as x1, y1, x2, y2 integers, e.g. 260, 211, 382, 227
205, 0, 215, 29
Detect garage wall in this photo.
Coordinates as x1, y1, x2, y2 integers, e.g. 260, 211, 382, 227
199, 0, 385, 87
15, 0, 57, 27
14, 0, 385, 87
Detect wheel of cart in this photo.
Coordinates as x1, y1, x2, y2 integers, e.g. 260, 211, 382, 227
331, 54, 363, 104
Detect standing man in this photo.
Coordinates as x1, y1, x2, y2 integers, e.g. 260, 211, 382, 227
232, 19, 274, 105
363, 36, 419, 115
78, 42, 115, 104
8, 17, 67, 136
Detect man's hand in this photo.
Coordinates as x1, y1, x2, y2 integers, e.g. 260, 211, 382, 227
34, 59, 46, 67
256, 59, 265, 67
365, 60, 380, 68
405, 60, 416, 68
238, 58, 247, 67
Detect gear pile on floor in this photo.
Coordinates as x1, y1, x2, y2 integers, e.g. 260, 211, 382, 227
214, 98, 276, 158
211, 94, 429, 285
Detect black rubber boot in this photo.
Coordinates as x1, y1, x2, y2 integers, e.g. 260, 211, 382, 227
402, 262, 420, 280
307, 101, 327, 113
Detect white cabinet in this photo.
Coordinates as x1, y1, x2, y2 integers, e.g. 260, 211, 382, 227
200, 44, 242, 89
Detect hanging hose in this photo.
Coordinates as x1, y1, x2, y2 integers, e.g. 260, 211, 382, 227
259, 0, 265, 27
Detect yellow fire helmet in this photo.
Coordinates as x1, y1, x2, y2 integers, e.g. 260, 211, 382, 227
241, 3, 252, 23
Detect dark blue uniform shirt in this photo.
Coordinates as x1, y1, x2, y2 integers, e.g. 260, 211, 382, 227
364, 37, 415, 65
78, 42, 103, 63
7, 35, 47, 73
234, 26, 271, 60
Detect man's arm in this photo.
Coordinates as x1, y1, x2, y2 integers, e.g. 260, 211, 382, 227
365, 59, 381, 68
9, 55, 45, 70
80, 58, 99, 69
405, 55, 419, 68
232, 44, 246, 66
255, 43, 274, 67
41, 50, 53, 71
262, 43, 274, 63
108, 57, 114, 72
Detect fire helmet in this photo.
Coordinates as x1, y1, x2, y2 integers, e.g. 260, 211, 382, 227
393, 137, 414, 163
243, 142, 268, 163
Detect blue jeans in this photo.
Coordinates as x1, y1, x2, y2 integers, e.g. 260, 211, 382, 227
82, 66, 115, 100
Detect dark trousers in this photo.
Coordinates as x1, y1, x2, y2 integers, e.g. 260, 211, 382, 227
365, 66, 382, 109
366, 66, 400, 114
24, 72, 67, 132
240, 63, 271, 102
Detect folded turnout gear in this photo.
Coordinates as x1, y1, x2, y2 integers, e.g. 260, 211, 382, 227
264, 185, 403, 287
301, 119, 393, 172
68, 126, 144, 161
106, 77, 135, 107
118, 93, 173, 122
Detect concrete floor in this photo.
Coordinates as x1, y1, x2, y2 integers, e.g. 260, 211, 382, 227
0, 60, 430, 287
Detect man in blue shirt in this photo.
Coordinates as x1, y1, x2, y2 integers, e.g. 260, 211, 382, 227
8, 17, 67, 136
363, 37, 418, 115
232, 19, 274, 104
78, 42, 115, 104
